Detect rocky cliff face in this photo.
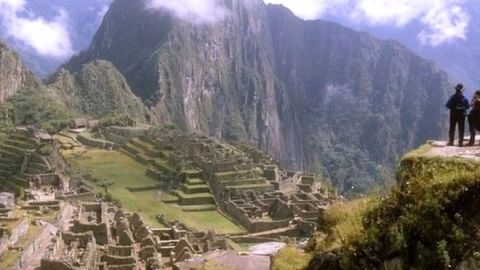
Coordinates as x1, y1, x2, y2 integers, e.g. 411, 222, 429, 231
267, 6, 450, 192
63, 0, 450, 194
66, 0, 303, 170
48, 60, 147, 121
0, 41, 40, 102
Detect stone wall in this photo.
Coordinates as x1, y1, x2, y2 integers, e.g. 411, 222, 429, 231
71, 222, 109, 245
77, 133, 115, 150
56, 192, 96, 203
33, 174, 61, 189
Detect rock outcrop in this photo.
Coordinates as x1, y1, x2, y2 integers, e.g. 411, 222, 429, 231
0, 41, 40, 102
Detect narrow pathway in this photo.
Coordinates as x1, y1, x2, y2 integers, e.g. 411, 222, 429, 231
15, 203, 76, 270
425, 139, 480, 160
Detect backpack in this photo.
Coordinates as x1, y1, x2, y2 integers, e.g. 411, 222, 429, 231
453, 94, 466, 111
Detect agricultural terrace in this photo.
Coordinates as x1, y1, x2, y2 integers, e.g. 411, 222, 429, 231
63, 149, 245, 234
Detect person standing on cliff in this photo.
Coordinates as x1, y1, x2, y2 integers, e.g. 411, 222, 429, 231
467, 90, 480, 146
446, 83, 469, 146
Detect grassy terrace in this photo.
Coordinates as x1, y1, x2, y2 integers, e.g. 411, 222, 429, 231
64, 149, 245, 234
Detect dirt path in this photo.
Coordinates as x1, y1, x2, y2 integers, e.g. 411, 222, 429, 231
424, 139, 480, 160
15, 203, 76, 270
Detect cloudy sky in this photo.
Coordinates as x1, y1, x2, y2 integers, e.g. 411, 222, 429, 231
263, 0, 470, 46
0, 0, 109, 60
148, 0, 471, 46
0, 0, 472, 61
0, 0, 73, 58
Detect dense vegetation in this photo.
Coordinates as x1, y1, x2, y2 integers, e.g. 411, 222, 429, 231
307, 146, 480, 269
48, 60, 148, 122
0, 87, 72, 134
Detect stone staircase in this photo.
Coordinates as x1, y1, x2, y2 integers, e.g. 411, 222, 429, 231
213, 170, 274, 196
121, 136, 218, 212
121, 136, 177, 179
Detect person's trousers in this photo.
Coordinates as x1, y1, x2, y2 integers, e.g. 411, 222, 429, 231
449, 111, 465, 144
468, 109, 480, 143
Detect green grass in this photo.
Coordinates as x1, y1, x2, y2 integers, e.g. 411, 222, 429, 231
310, 198, 376, 253
187, 178, 206, 185
272, 246, 311, 270
64, 149, 245, 234
328, 153, 480, 269
0, 250, 20, 269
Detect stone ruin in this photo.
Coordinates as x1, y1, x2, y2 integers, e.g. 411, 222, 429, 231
40, 201, 230, 269
0, 124, 340, 268
131, 128, 338, 237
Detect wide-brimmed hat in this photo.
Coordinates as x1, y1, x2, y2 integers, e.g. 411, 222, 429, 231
455, 83, 464, 91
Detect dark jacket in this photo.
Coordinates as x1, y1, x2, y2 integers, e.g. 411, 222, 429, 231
446, 93, 470, 114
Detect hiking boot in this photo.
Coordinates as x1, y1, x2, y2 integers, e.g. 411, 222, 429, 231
467, 139, 475, 146
459, 142, 464, 147
447, 141, 454, 146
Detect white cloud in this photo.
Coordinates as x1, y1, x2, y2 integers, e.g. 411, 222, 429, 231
147, 0, 230, 24
0, 0, 73, 58
418, 5, 469, 46
263, 0, 470, 46
263, 0, 330, 20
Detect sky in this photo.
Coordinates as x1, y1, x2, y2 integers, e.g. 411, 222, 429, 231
0, 0, 110, 60
262, 0, 470, 46
147, 0, 471, 46
0, 0, 73, 58
0, 0, 472, 61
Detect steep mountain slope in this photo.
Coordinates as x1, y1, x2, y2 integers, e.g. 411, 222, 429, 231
0, 41, 40, 102
48, 60, 148, 121
0, 41, 71, 132
66, 0, 303, 170
267, 6, 450, 192
63, 0, 450, 194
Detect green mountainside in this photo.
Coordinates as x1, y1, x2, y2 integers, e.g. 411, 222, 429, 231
304, 144, 480, 270
0, 41, 148, 131
62, 0, 450, 195
267, 6, 450, 194
0, 41, 71, 133
48, 60, 148, 121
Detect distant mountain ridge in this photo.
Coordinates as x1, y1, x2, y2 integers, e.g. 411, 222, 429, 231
60, 0, 450, 194
324, 3, 480, 92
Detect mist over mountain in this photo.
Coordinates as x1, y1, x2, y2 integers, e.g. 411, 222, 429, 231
0, 0, 112, 78
59, 0, 450, 194
271, 0, 480, 92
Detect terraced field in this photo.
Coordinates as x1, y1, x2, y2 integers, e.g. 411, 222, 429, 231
64, 149, 245, 234
0, 129, 51, 196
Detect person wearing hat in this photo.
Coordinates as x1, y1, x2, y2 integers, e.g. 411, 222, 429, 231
446, 83, 470, 146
